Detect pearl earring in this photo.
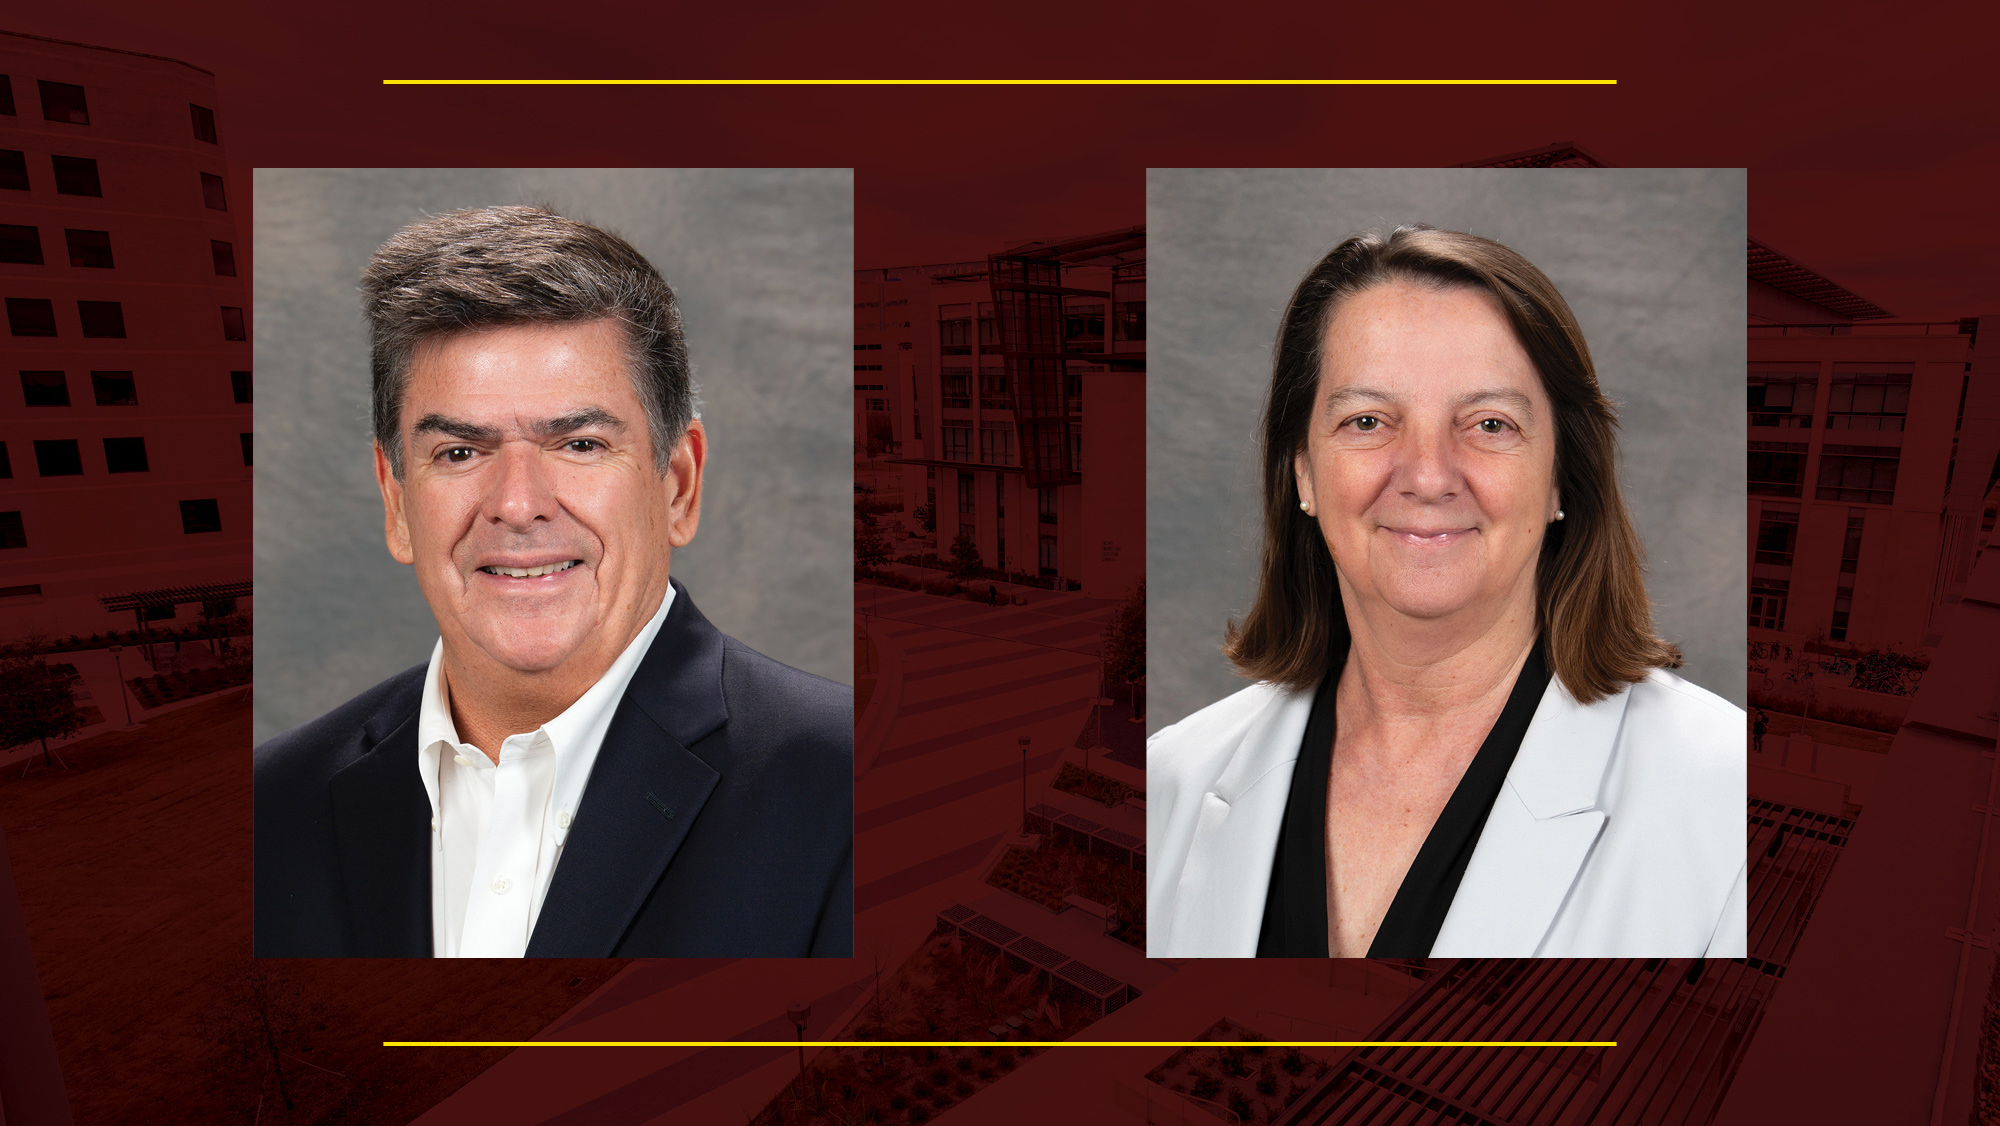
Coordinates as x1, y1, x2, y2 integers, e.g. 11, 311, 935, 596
1555, 509, 1566, 521
1300, 500, 1311, 514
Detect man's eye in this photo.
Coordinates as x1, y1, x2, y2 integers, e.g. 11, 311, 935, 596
566, 438, 603, 453
1350, 416, 1380, 432
1477, 418, 1508, 434
442, 447, 475, 463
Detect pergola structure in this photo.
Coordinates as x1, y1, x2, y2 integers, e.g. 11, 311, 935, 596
98, 580, 252, 666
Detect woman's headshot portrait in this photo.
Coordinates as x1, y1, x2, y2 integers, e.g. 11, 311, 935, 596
1147, 168, 1746, 958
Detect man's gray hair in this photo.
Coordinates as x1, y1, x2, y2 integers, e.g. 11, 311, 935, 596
363, 205, 694, 478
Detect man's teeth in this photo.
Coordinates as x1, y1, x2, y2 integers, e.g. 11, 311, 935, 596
483, 560, 580, 578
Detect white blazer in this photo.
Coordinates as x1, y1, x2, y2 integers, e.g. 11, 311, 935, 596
1147, 667, 1747, 958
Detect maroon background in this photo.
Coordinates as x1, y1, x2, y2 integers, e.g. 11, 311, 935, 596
0, 3, 1995, 1123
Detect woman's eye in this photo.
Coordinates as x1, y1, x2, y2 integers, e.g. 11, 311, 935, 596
1477, 418, 1508, 434
1350, 416, 1380, 432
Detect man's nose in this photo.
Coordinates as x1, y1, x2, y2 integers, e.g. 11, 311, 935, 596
1395, 421, 1462, 504
482, 442, 557, 530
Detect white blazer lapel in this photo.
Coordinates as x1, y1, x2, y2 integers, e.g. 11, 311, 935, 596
1432, 677, 1629, 957
1160, 691, 1312, 956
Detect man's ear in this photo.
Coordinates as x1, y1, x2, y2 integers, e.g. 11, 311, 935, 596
374, 442, 415, 565
666, 419, 706, 549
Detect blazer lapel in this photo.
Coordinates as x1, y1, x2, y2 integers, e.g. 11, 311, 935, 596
526, 582, 728, 957
1431, 677, 1629, 957
1162, 690, 1313, 956
327, 708, 432, 957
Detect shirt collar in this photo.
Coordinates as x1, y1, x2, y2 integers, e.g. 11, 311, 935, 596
415, 584, 679, 822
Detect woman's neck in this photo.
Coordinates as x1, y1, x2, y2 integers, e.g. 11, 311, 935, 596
1334, 583, 1540, 739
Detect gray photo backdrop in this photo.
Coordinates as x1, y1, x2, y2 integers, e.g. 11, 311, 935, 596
254, 168, 853, 744
1150, 168, 1746, 731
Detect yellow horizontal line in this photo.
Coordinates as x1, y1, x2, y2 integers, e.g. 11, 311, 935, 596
382, 1048, 1616, 1056
382, 78, 1617, 87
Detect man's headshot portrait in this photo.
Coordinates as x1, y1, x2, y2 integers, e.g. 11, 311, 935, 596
251, 170, 853, 958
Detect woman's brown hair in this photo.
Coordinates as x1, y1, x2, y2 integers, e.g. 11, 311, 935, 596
1223, 226, 1681, 703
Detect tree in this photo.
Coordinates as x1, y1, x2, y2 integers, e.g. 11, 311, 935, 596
912, 503, 937, 535
856, 519, 891, 569
949, 529, 984, 578
1101, 579, 1145, 686
0, 652, 85, 768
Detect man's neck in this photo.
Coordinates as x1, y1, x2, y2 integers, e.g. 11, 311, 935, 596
439, 586, 669, 761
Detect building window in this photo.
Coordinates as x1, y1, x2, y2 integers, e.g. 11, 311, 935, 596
91, 371, 136, 405
994, 474, 1006, 518
1826, 365, 1912, 432
1750, 578, 1789, 631
1114, 301, 1146, 342
1830, 587, 1854, 642
210, 240, 236, 276
1748, 365, 1816, 428
51, 155, 100, 196
979, 370, 1011, 410
1816, 445, 1899, 505
1069, 428, 1082, 475
65, 228, 113, 269
0, 442, 9, 478
221, 306, 246, 341
19, 371, 67, 406
959, 522, 976, 546
0, 224, 41, 264
34, 439, 82, 477
938, 313, 972, 355
0, 75, 12, 116
231, 370, 252, 404
942, 425, 972, 462
980, 423, 1014, 466
0, 512, 24, 550
190, 103, 217, 143
1065, 303, 1105, 352
864, 397, 888, 412
38, 80, 88, 125
78, 300, 125, 338
1039, 534, 1058, 577
240, 433, 253, 467
1748, 440, 1808, 497
103, 436, 148, 473
1840, 510, 1865, 574
996, 531, 1006, 571
1754, 507, 1799, 567
957, 472, 975, 515
1039, 486, 1058, 525
941, 367, 972, 409
6, 298, 57, 337
910, 374, 922, 439
0, 585, 41, 599
179, 499, 222, 534
200, 172, 227, 211
0, 150, 26, 191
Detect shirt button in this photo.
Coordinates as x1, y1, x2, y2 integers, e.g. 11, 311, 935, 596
557, 809, 572, 829
491, 876, 511, 895
454, 754, 471, 767
430, 817, 438, 832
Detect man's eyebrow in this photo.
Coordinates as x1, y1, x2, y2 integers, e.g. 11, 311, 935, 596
409, 409, 628, 445
411, 414, 500, 444
526, 408, 627, 440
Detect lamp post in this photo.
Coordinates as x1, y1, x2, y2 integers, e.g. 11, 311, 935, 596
1018, 734, 1032, 831
107, 644, 135, 727
786, 1000, 811, 1075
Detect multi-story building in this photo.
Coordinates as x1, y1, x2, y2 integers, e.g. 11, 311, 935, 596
856, 227, 1144, 596
1747, 237, 1996, 653
0, 31, 250, 643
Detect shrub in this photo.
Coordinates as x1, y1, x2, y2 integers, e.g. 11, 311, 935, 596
1281, 1049, 1306, 1075
1191, 1074, 1222, 1101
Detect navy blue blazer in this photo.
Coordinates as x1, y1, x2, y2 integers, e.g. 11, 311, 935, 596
253, 581, 852, 957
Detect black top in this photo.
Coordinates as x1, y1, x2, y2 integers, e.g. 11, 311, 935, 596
1255, 642, 1551, 958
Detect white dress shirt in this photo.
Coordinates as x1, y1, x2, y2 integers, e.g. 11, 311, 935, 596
417, 586, 676, 958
